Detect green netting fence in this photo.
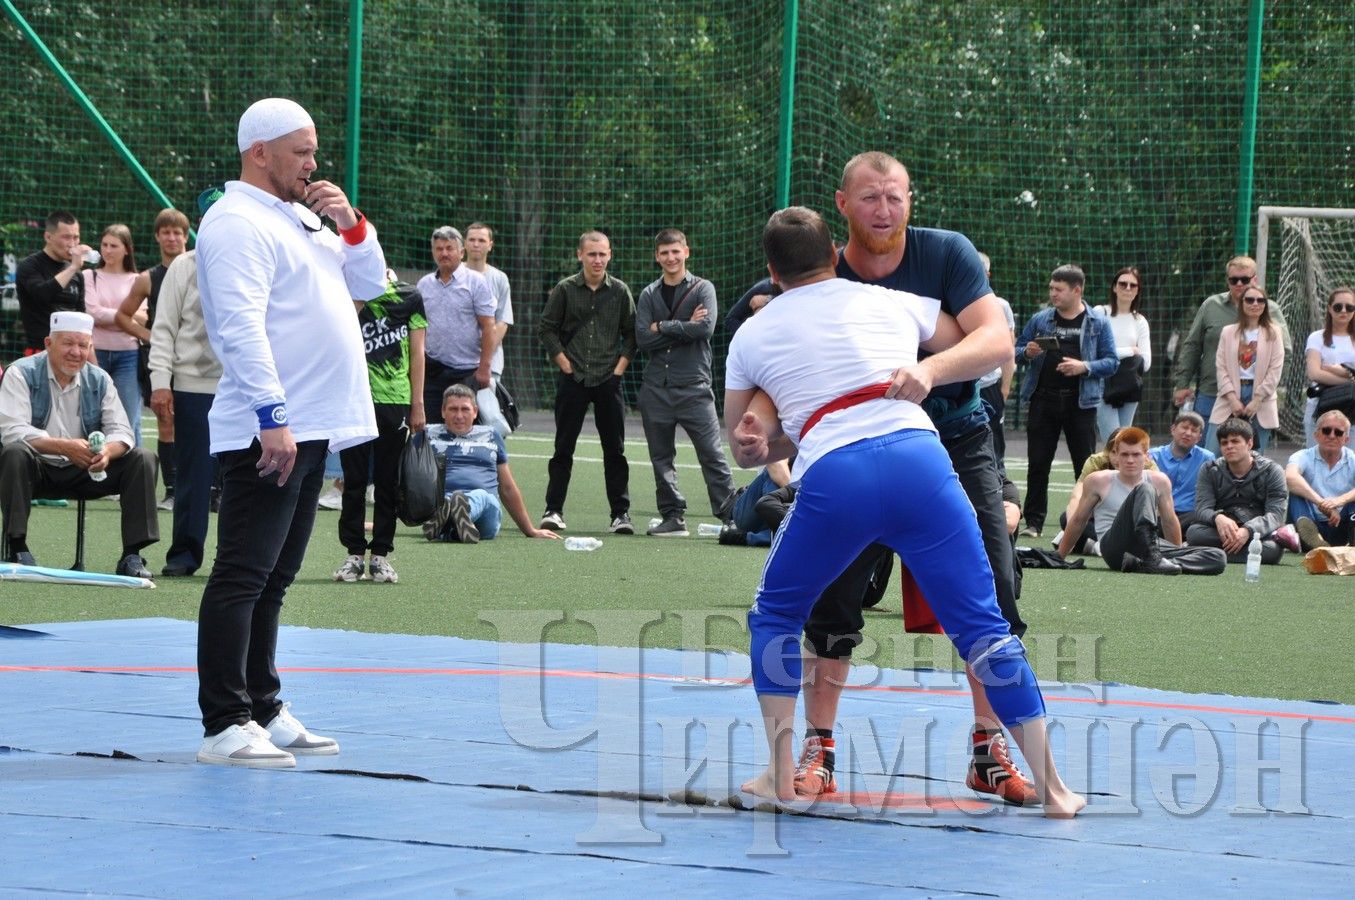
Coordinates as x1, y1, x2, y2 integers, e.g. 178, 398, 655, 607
3, 0, 1352, 437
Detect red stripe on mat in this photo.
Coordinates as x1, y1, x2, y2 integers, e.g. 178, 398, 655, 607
3, 664, 1353, 724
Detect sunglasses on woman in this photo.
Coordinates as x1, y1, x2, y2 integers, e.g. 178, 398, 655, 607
1242, 296, 1267, 305
1116, 280, 1138, 289
1331, 303, 1355, 314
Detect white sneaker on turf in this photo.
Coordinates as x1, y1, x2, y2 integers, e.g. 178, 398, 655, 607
317, 485, 343, 510
333, 554, 366, 582
197, 722, 295, 768
539, 510, 566, 530
368, 555, 398, 583
262, 704, 340, 755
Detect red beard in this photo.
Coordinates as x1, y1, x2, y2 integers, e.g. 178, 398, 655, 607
847, 215, 905, 257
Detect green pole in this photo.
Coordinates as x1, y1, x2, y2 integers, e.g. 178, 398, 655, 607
3, 0, 178, 214
346, 0, 365, 205
1234, 0, 1265, 255
775, 0, 799, 208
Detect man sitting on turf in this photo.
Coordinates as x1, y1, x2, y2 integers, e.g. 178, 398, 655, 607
424, 384, 560, 543
1056, 426, 1226, 575
1149, 410, 1215, 532
726, 206, 1083, 816
1286, 410, 1355, 550
1186, 417, 1293, 564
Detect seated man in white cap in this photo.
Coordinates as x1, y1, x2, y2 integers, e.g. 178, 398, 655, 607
0, 310, 159, 575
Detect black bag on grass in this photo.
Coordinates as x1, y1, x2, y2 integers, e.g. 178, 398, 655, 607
396, 429, 439, 526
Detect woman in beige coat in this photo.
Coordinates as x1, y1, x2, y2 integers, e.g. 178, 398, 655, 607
1212, 284, 1285, 451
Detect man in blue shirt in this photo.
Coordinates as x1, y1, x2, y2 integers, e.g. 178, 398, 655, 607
1286, 410, 1355, 549
424, 385, 559, 544
1149, 410, 1215, 532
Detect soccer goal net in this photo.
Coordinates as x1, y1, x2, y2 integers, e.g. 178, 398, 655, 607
1257, 207, 1355, 440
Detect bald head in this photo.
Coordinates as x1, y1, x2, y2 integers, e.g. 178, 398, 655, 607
840, 151, 909, 192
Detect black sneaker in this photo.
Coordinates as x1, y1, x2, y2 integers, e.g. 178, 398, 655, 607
609, 513, 634, 535
116, 554, 153, 579
424, 496, 455, 541
1120, 552, 1180, 575
718, 525, 748, 546
646, 516, 688, 537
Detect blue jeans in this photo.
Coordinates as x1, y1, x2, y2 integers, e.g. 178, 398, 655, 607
1289, 496, 1355, 545
1095, 400, 1139, 445
1195, 394, 1218, 454
457, 488, 502, 540
96, 348, 141, 448
164, 390, 214, 573
1212, 383, 1269, 452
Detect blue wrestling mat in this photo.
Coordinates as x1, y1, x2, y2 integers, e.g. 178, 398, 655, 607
2, 618, 1351, 896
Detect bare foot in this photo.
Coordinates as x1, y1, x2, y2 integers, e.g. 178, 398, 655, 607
742, 767, 796, 802
1041, 784, 1087, 819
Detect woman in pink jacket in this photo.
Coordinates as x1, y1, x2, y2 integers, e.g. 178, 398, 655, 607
1212, 284, 1285, 451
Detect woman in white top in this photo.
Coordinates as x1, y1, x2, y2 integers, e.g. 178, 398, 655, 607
1095, 266, 1152, 442
1303, 286, 1355, 445
83, 223, 144, 447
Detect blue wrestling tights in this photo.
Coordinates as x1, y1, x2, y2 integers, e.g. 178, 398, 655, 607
748, 428, 1046, 727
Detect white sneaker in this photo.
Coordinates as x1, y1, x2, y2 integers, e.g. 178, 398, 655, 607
157, 494, 175, 512
262, 704, 340, 755
317, 485, 343, 510
539, 510, 566, 530
197, 722, 296, 768
333, 554, 366, 582
1050, 530, 1065, 549
1085, 539, 1100, 557
368, 555, 398, 583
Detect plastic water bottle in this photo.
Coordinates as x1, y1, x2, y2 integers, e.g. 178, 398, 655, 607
696, 523, 723, 537
87, 431, 107, 482
82, 249, 101, 266
1244, 533, 1262, 583
564, 537, 602, 552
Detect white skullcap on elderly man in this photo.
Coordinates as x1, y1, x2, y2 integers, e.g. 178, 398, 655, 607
50, 311, 94, 335
236, 98, 314, 152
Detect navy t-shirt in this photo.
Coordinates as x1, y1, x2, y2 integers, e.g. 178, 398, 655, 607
836, 226, 992, 437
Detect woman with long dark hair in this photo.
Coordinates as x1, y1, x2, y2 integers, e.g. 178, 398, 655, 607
84, 223, 143, 447
1302, 287, 1355, 445
1211, 284, 1284, 451
1094, 266, 1151, 442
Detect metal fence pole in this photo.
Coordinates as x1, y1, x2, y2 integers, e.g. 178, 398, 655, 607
774, 0, 799, 209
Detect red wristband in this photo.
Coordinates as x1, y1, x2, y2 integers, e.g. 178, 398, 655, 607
339, 211, 367, 245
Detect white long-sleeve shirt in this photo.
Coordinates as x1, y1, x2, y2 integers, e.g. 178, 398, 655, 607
196, 180, 386, 454
1095, 305, 1152, 372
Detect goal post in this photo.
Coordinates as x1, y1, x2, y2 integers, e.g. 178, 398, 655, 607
1255, 206, 1355, 440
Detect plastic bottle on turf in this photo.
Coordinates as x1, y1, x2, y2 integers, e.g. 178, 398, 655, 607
1244, 533, 1262, 583
696, 523, 722, 537
87, 431, 107, 482
564, 537, 602, 552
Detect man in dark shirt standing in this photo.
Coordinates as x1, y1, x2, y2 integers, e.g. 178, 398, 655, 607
1015, 264, 1118, 537
16, 211, 91, 353
635, 229, 735, 536
538, 231, 637, 534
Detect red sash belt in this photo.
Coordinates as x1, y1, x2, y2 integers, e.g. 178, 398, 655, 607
799, 381, 893, 440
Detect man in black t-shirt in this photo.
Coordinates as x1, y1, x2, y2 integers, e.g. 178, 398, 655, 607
1015, 264, 1119, 537
15, 211, 90, 352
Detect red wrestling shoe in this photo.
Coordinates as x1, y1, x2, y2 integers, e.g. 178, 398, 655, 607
966, 729, 1038, 806
793, 735, 838, 796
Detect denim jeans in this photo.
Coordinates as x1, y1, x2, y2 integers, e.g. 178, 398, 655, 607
96, 348, 142, 448
464, 488, 503, 540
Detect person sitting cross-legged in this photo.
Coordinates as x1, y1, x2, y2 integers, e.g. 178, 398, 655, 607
1056, 426, 1226, 575
0, 311, 158, 575
1286, 410, 1355, 550
1186, 417, 1292, 564
424, 384, 560, 544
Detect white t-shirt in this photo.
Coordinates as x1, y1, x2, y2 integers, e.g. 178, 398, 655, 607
1238, 328, 1260, 381
725, 277, 939, 481
196, 180, 386, 454
1305, 330, 1355, 369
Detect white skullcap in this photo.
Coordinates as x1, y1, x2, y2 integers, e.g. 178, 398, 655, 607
237, 98, 315, 152
50, 311, 94, 335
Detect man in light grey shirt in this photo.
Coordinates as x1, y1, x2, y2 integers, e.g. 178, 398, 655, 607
0, 310, 158, 573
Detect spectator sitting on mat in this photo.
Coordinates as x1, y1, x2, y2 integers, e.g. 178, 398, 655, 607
0, 310, 158, 575
722, 458, 792, 547
1186, 416, 1298, 563
1149, 409, 1215, 533
423, 384, 559, 544
1286, 410, 1355, 550
1056, 426, 1226, 575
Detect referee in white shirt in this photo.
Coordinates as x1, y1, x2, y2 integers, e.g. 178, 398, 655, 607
193, 98, 387, 768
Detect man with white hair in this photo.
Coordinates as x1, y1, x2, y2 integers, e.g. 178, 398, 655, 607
194, 97, 386, 768
1287, 409, 1355, 549
0, 310, 158, 574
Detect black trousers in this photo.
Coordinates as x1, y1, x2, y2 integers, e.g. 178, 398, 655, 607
545, 373, 629, 518
339, 403, 407, 557
1023, 390, 1097, 531
1099, 483, 1228, 575
980, 381, 1007, 469
423, 359, 477, 417
197, 439, 328, 736
1, 441, 158, 555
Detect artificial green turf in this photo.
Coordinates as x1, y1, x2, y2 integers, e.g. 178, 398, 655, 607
5, 427, 1352, 704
